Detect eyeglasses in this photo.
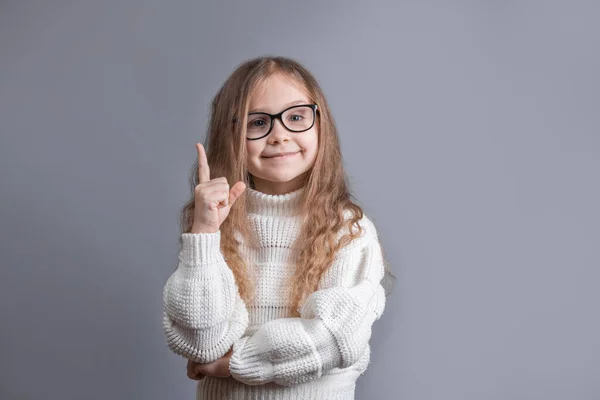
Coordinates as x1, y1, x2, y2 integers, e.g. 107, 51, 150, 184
245, 104, 318, 140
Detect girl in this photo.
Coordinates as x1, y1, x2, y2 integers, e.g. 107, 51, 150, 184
163, 55, 395, 399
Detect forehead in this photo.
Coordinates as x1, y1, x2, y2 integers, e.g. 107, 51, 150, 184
248, 73, 310, 113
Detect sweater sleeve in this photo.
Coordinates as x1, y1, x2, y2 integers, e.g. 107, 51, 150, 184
162, 230, 249, 363
228, 219, 387, 386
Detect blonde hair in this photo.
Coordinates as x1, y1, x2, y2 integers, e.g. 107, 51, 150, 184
179, 55, 395, 316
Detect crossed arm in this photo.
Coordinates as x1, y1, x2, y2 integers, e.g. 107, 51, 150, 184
164, 220, 387, 386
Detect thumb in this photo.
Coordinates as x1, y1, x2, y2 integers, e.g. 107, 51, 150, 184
228, 181, 247, 206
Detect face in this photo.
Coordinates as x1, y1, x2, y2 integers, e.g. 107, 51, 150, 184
245, 73, 319, 195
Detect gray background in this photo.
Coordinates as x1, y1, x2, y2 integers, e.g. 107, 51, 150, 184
1, 0, 599, 399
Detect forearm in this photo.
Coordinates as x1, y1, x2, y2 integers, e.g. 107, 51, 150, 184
229, 280, 385, 386
228, 233, 387, 386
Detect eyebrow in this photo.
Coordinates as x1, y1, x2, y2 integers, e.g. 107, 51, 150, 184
248, 99, 308, 114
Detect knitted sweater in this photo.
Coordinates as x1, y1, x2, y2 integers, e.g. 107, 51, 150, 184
163, 186, 387, 400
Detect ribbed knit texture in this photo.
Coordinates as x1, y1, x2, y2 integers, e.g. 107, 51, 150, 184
163, 186, 387, 400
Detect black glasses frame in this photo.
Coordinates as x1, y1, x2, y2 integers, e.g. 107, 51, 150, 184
245, 104, 319, 141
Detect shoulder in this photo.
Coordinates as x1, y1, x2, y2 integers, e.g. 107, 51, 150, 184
336, 210, 380, 254
316, 211, 384, 290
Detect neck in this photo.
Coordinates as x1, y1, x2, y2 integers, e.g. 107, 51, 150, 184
250, 174, 308, 195
245, 186, 305, 217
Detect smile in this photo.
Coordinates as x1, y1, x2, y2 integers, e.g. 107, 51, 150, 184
262, 151, 300, 160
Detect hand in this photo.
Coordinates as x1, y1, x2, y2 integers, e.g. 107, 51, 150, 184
191, 143, 246, 234
186, 348, 233, 380
186, 358, 206, 381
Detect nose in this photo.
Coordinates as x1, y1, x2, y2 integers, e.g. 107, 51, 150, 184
267, 118, 290, 143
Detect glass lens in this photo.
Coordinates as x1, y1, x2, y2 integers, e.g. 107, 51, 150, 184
282, 106, 314, 132
247, 113, 271, 139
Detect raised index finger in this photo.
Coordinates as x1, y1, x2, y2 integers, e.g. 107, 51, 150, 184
197, 143, 210, 184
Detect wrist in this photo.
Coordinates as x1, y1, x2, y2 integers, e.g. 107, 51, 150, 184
180, 231, 224, 266
191, 224, 218, 234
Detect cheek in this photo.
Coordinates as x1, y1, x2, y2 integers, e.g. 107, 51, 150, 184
246, 142, 262, 159
299, 131, 319, 156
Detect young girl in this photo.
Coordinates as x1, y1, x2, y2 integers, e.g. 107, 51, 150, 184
163, 55, 395, 399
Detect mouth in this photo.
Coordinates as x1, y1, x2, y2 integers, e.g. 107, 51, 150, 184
262, 151, 301, 159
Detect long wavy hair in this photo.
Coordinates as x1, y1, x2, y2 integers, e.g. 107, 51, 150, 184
179, 55, 395, 316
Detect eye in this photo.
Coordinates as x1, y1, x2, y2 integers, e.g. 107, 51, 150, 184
248, 116, 269, 128
289, 114, 304, 122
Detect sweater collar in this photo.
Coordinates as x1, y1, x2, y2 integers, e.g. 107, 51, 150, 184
245, 186, 305, 217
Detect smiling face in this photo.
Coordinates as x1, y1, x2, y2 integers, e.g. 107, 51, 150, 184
245, 73, 319, 195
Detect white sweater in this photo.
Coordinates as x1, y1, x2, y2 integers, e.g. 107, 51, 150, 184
163, 186, 387, 400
